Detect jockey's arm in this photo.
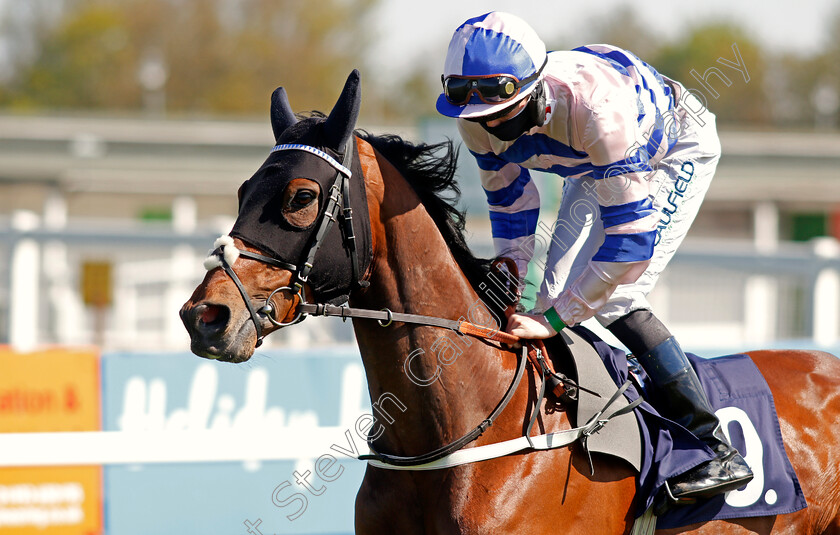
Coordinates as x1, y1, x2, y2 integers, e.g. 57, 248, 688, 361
548, 88, 659, 328
552, 170, 658, 326
458, 120, 539, 289
507, 168, 658, 339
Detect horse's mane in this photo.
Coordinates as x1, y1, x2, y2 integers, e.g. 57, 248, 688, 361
358, 131, 493, 291
361, 131, 520, 324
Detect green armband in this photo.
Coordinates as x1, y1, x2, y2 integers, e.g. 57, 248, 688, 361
544, 307, 566, 333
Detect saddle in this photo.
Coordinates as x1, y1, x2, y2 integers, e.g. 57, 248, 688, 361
489, 258, 643, 472
541, 330, 643, 471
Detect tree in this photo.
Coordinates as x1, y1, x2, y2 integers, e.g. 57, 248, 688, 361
0, 0, 379, 116
654, 23, 768, 125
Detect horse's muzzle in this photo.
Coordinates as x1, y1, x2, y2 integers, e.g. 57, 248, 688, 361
180, 302, 250, 362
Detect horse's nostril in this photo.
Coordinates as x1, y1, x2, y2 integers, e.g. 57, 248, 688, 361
197, 304, 229, 329
201, 306, 219, 324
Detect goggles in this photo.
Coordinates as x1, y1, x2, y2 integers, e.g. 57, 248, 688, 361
441, 57, 547, 106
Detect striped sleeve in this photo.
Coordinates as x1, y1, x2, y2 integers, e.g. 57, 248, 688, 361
591, 172, 658, 284
572, 59, 660, 282
458, 120, 539, 279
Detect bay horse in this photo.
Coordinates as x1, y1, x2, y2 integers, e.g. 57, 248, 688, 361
180, 70, 840, 534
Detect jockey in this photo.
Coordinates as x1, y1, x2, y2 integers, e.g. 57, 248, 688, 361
436, 11, 753, 502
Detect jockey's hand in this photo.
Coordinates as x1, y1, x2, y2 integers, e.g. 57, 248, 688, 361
505, 312, 557, 340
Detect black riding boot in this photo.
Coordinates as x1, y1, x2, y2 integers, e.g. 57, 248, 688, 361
607, 309, 753, 501
635, 336, 754, 500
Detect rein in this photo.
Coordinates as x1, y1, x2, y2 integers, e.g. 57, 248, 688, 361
206, 141, 640, 471
297, 301, 514, 342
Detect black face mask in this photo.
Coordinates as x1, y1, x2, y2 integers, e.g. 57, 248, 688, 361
479, 81, 546, 141
229, 74, 373, 306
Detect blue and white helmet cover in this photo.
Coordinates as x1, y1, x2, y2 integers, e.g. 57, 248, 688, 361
436, 11, 547, 119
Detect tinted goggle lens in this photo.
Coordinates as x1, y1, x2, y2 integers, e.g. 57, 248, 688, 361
442, 75, 520, 105
441, 58, 547, 108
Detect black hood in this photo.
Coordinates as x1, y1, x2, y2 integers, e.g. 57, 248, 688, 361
229, 71, 373, 305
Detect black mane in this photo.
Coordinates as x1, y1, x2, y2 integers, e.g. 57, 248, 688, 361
358, 131, 513, 322
360, 132, 489, 278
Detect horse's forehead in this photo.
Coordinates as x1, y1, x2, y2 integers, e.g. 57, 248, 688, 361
245, 119, 339, 187
231, 149, 334, 263
276, 116, 325, 146
248, 147, 335, 189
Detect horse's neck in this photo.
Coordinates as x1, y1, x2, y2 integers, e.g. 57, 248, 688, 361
350, 144, 510, 455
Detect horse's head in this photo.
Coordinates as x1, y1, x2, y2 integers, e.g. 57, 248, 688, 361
180, 70, 373, 362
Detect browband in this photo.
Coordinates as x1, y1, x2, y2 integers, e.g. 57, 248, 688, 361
270, 144, 352, 177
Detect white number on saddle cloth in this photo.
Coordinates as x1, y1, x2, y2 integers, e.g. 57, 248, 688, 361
716, 406, 765, 508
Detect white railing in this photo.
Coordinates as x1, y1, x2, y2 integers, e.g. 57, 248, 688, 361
648, 237, 840, 350
0, 213, 356, 352
2, 212, 840, 352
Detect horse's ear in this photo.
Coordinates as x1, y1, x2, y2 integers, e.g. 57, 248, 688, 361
322, 69, 361, 154
270, 87, 297, 142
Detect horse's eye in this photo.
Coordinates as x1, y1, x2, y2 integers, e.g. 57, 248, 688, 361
291, 190, 317, 207
281, 179, 320, 227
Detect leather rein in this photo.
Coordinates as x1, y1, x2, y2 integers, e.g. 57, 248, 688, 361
206, 141, 639, 470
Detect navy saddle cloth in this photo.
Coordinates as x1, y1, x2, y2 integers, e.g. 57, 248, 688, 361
559, 326, 807, 529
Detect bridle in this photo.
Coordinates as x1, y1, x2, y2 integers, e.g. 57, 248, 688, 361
206, 142, 366, 347
204, 140, 638, 470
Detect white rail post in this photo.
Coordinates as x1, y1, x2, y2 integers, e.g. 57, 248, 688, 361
166, 196, 198, 347
744, 275, 777, 345
753, 201, 779, 253
812, 237, 840, 346
744, 202, 780, 344
9, 211, 41, 351
42, 191, 81, 345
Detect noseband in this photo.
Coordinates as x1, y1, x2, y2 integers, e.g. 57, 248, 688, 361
204, 143, 366, 347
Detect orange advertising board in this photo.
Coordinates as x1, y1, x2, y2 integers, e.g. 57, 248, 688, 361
0, 348, 102, 534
